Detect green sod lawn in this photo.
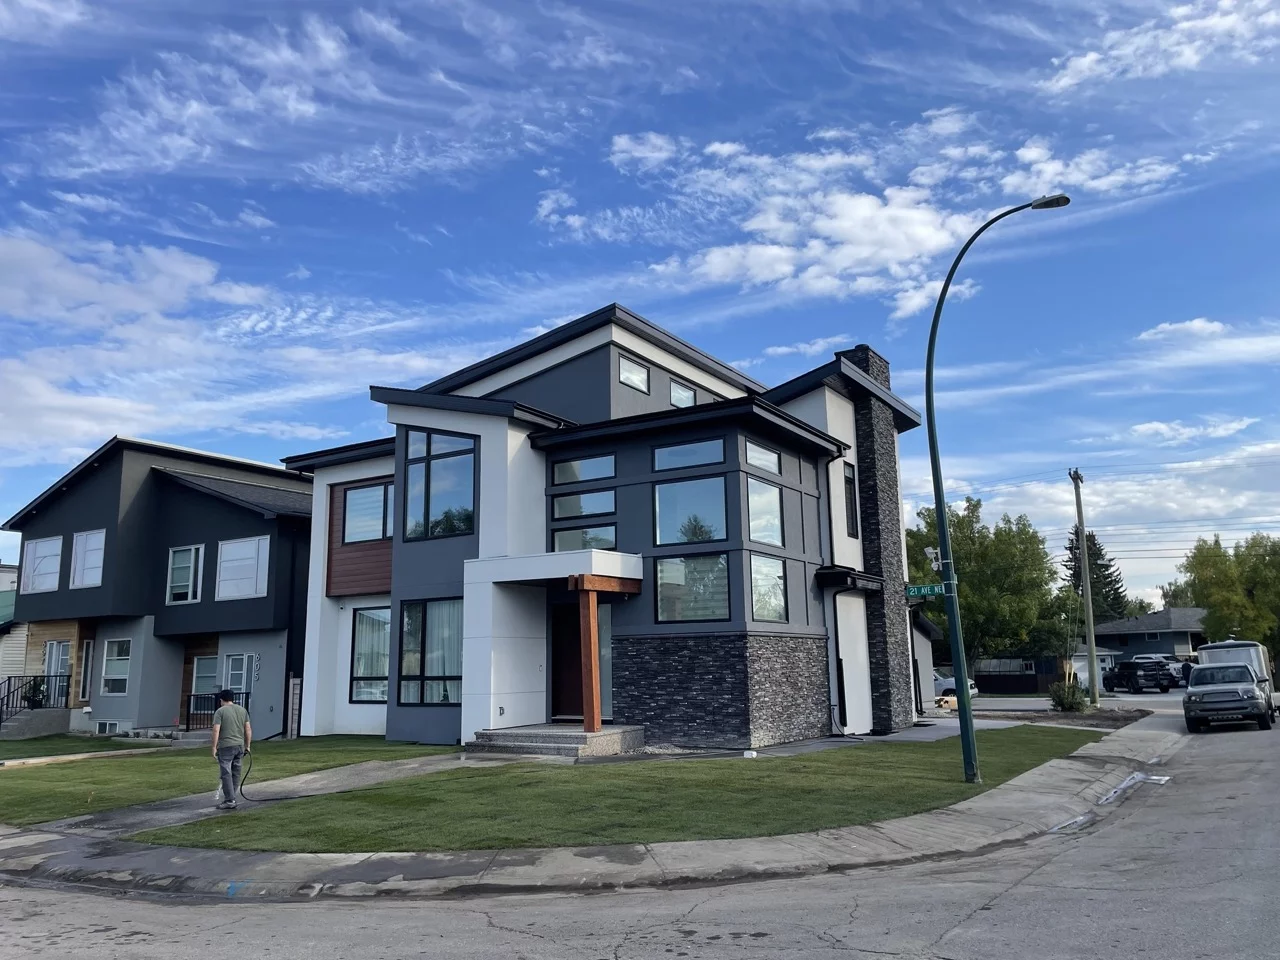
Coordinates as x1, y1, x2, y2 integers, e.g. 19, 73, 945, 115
134, 725, 1101, 854
0, 734, 149, 762
0, 737, 457, 827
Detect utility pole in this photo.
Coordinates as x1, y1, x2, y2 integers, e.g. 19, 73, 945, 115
1069, 469, 1100, 706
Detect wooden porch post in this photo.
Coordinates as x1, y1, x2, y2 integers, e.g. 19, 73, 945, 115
578, 584, 602, 733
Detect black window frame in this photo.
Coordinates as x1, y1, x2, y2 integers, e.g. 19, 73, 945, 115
843, 462, 859, 539
746, 475, 784, 547
652, 437, 726, 472
669, 379, 696, 408
749, 552, 789, 623
653, 474, 729, 547
397, 597, 464, 707
552, 489, 617, 520
618, 354, 651, 394
403, 429, 478, 542
349, 605, 391, 704
744, 439, 781, 475
654, 552, 732, 624
342, 480, 394, 544
553, 524, 618, 552
551, 454, 616, 486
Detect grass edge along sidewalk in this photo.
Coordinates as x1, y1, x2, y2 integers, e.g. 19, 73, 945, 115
0, 734, 153, 763
0, 737, 458, 827
135, 725, 1101, 854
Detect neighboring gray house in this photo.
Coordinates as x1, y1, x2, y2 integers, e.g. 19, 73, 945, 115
290, 302, 921, 750
1093, 607, 1207, 659
1, 438, 312, 739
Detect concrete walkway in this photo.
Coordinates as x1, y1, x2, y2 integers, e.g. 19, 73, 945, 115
0, 718, 1187, 902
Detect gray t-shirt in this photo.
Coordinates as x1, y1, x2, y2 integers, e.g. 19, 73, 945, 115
212, 703, 250, 747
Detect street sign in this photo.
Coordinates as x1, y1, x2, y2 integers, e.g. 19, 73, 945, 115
906, 583, 946, 599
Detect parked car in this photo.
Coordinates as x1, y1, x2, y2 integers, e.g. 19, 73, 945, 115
1102, 660, 1170, 694
933, 671, 979, 699
1131, 654, 1186, 686
1184, 663, 1272, 732
1196, 641, 1274, 720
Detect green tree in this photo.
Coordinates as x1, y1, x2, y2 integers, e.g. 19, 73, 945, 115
1125, 598, 1155, 617
1065, 529, 1129, 623
906, 498, 1059, 669
1160, 579, 1196, 607
1179, 534, 1280, 659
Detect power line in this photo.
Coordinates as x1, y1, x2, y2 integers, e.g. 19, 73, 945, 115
961, 453, 1280, 491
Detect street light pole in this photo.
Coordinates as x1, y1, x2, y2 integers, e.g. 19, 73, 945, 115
925, 193, 1070, 784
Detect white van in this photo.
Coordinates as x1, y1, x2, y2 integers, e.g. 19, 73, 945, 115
1195, 641, 1275, 719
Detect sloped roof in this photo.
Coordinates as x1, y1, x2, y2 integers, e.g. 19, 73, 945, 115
283, 436, 396, 473
762, 355, 922, 433
1093, 607, 1207, 635
157, 470, 312, 519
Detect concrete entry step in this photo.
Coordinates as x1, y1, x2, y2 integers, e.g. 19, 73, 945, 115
464, 723, 644, 759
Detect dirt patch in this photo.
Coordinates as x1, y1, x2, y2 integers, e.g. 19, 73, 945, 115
970, 708, 1152, 730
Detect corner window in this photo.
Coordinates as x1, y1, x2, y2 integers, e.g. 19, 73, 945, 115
102, 639, 130, 695
351, 607, 391, 703
843, 463, 859, 539
344, 482, 393, 543
70, 530, 105, 589
167, 544, 204, 604
750, 554, 787, 622
405, 430, 476, 539
215, 536, 270, 601
653, 438, 724, 471
670, 380, 695, 408
553, 490, 615, 519
656, 554, 730, 622
553, 455, 615, 485
747, 478, 783, 546
618, 355, 650, 393
745, 441, 781, 474
655, 476, 726, 545
554, 525, 617, 551
20, 536, 62, 594
399, 599, 463, 705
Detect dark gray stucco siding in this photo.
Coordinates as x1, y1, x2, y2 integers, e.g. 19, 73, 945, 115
485, 344, 612, 424
12, 451, 126, 623
609, 345, 723, 419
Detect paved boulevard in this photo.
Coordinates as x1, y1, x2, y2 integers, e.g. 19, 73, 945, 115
2, 707, 1272, 959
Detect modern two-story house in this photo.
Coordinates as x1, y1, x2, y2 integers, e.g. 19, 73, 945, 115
1, 438, 312, 738
290, 303, 920, 750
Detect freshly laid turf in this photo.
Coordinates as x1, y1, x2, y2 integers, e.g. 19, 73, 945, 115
0, 736, 457, 827
0, 734, 147, 762
135, 725, 1102, 853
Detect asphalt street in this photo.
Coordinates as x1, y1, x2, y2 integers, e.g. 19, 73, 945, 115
2, 707, 1270, 959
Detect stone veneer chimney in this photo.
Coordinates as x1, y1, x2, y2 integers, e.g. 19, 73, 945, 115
840, 345, 915, 734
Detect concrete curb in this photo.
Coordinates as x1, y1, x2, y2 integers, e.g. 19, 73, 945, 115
0, 744, 203, 769
0, 725, 1189, 902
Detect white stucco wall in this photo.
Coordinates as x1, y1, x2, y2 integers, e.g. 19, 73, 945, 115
835, 591, 874, 735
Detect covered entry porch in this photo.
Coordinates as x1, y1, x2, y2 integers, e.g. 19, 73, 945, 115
460, 549, 642, 749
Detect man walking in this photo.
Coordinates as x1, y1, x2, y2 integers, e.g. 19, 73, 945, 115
212, 689, 252, 811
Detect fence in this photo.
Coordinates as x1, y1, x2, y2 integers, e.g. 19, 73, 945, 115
0, 674, 71, 726
185, 691, 251, 731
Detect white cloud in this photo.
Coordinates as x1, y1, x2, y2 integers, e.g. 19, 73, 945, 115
890, 278, 977, 321
1042, 0, 1280, 93
285, 265, 311, 280
1130, 416, 1260, 446
0, 0, 86, 42
351, 8, 413, 51
49, 191, 134, 215
236, 208, 276, 229
1137, 317, 1229, 340
1001, 138, 1181, 197
609, 132, 687, 171
761, 335, 852, 358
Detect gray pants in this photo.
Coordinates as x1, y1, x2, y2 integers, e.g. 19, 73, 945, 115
217, 744, 244, 803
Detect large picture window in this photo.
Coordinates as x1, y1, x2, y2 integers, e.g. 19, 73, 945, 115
655, 476, 726, 545
70, 529, 105, 589
656, 554, 730, 622
344, 482, 393, 542
747, 478, 783, 546
350, 607, 391, 703
20, 536, 62, 594
215, 536, 270, 601
167, 544, 203, 604
399, 599, 463, 705
102, 638, 130, 695
750, 554, 787, 622
405, 431, 476, 539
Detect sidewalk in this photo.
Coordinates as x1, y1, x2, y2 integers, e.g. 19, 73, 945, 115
0, 719, 1187, 902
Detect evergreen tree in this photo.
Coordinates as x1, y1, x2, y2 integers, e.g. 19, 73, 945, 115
1065, 529, 1129, 623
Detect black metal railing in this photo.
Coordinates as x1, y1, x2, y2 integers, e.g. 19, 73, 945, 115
185, 691, 250, 731
0, 674, 71, 727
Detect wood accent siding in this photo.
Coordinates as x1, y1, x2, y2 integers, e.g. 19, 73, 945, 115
179, 634, 220, 725
25, 620, 90, 704
327, 478, 393, 597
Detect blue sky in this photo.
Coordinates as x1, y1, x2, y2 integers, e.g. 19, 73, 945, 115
2, 0, 1280, 601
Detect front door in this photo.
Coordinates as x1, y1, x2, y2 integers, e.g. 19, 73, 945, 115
549, 602, 612, 721
45, 640, 70, 705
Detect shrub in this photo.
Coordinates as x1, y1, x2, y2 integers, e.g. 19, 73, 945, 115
1048, 680, 1088, 713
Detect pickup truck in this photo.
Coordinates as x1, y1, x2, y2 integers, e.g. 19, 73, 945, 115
1102, 659, 1170, 694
